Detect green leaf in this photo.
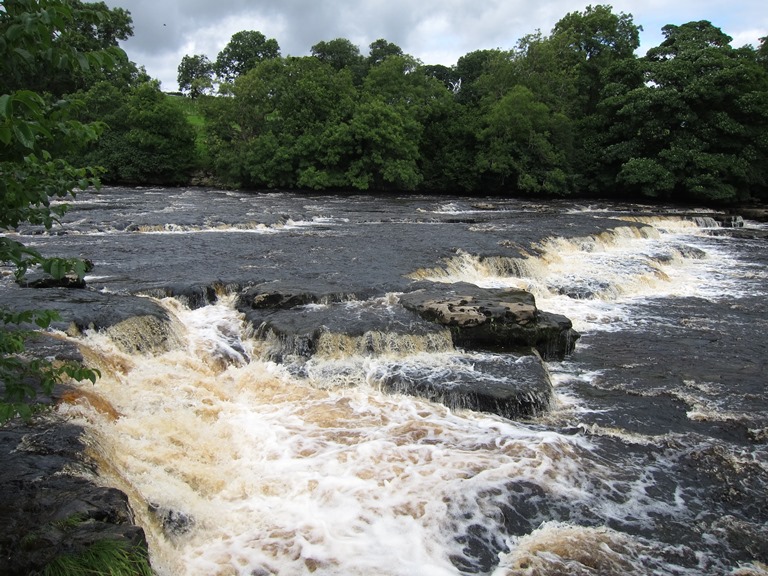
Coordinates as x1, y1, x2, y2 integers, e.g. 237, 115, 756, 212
13, 47, 34, 65
76, 52, 90, 72
45, 258, 65, 279
0, 94, 11, 119
12, 121, 36, 148
0, 125, 12, 145
72, 259, 87, 279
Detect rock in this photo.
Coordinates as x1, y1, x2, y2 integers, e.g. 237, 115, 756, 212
251, 299, 451, 363
0, 415, 148, 576
16, 261, 94, 289
709, 228, 768, 240
739, 207, 768, 222
147, 503, 195, 537
235, 283, 364, 312
373, 351, 554, 419
18, 272, 86, 289
0, 286, 184, 354
239, 287, 559, 419
713, 215, 744, 228
139, 281, 244, 309
399, 283, 579, 360
238, 287, 321, 311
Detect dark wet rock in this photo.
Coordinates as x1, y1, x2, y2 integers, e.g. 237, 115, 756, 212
399, 282, 579, 360
0, 286, 183, 354
15, 260, 94, 289
713, 215, 744, 228
244, 289, 556, 419
23, 331, 86, 365
374, 351, 553, 419
18, 271, 86, 289
0, 415, 148, 576
238, 287, 322, 311
709, 227, 768, 240
148, 503, 195, 537
738, 207, 768, 222
138, 281, 245, 309
235, 283, 367, 313
251, 300, 450, 363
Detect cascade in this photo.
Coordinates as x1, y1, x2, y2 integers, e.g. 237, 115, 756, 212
6, 189, 765, 576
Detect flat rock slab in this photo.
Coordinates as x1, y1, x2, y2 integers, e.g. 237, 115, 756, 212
399, 282, 579, 359
246, 299, 451, 362
237, 286, 556, 419
0, 286, 183, 354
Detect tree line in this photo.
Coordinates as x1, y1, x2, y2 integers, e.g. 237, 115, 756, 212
14, 2, 764, 204
0, 0, 766, 419
5, 2, 768, 206
172, 6, 768, 204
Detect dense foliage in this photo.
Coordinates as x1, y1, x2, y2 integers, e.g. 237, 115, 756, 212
1, 0, 108, 421
71, 80, 196, 185
175, 6, 768, 204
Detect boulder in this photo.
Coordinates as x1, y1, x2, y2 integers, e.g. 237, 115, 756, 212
0, 416, 149, 576
399, 282, 579, 360
239, 287, 558, 419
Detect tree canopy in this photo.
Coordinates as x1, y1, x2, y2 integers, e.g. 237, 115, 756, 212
5, 2, 764, 204
174, 9, 767, 203
215, 30, 281, 84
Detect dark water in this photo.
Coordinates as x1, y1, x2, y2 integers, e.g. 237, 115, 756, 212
5, 187, 767, 575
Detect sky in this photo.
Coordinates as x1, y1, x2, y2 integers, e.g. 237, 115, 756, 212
102, 0, 767, 92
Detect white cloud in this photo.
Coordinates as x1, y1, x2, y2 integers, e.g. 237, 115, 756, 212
104, 0, 767, 91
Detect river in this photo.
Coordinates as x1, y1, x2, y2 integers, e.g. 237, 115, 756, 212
9, 187, 768, 575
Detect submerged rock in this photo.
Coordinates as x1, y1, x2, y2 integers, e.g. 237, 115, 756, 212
399, 282, 579, 360
373, 350, 554, 419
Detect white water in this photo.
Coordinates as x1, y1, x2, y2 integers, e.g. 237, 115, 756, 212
56, 214, 764, 575
63, 299, 606, 575
409, 216, 744, 334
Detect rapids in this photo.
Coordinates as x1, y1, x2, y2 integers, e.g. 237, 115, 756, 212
5, 188, 768, 575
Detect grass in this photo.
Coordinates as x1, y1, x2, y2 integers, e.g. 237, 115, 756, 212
167, 94, 209, 170
42, 540, 153, 576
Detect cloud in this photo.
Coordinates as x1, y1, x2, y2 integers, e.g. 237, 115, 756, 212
103, 0, 767, 91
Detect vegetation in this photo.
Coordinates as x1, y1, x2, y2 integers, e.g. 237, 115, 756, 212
42, 539, 152, 576
1, 0, 109, 421
166, 7, 768, 204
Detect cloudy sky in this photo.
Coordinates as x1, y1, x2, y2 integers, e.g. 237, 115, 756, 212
102, 0, 767, 92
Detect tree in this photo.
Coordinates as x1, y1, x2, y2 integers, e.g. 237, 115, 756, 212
205, 56, 356, 189
550, 4, 641, 115
597, 21, 768, 202
367, 38, 404, 66
72, 81, 197, 185
0, 0, 135, 96
215, 30, 280, 84
476, 85, 573, 195
1, 0, 107, 421
311, 38, 364, 71
758, 36, 768, 71
178, 54, 214, 98
453, 49, 510, 105
330, 97, 423, 190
